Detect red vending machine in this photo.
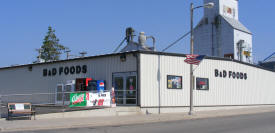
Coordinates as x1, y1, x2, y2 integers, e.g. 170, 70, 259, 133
75, 78, 92, 91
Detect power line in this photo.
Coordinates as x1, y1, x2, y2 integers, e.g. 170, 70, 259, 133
113, 37, 127, 53
162, 31, 190, 52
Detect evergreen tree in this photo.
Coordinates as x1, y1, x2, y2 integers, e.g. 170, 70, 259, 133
38, 26, 68, 61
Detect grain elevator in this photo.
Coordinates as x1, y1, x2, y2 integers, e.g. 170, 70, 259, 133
194, 0, 253, 63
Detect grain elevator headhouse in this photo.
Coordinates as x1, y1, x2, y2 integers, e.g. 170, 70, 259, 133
194, 0, 253, 63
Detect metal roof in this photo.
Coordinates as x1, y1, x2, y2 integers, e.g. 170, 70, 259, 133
263, 52, 275, 63
221, 15, 252, 34
0, 50, 273, 72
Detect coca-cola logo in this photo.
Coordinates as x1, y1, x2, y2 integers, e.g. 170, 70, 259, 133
72, 94, 85, 105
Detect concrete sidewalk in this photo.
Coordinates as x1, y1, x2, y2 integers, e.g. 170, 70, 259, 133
1, 106, 275, 132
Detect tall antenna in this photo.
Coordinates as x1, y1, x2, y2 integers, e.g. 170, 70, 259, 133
65, 50, 71, 59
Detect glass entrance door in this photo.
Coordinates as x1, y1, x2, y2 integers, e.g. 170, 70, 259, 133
113, 72, 137, 106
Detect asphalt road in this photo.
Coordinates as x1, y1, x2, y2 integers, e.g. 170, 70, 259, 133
6, 111, 275, 133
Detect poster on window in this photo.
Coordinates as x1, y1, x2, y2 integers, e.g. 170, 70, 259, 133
196, 78, 209, 90
167, 75, 182, 89
86, 92, 111, 107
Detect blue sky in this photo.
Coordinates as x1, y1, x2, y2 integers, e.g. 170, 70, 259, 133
0, 0, 274, 67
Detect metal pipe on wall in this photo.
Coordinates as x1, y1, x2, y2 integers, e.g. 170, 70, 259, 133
157, 55, 161, 114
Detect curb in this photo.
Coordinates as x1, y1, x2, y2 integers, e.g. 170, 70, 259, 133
1, 107, 275, 132
0, 116, 191, 132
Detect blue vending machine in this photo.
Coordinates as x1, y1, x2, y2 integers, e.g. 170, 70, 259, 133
97, 80, 105, 92
87, 80, 106, 92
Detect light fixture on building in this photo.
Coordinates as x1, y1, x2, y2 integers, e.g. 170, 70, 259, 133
120, 54, 126, 62
28, 65, 33, 71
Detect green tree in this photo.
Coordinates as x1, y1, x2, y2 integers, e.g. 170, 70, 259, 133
38, 26, 68, 61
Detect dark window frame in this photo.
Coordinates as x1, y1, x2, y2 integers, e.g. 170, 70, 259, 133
167, 75, 183, 89
196, 77, 209, 91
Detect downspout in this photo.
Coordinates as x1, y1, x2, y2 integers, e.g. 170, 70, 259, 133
157, 55, 161, 114
136, 52, 141, 106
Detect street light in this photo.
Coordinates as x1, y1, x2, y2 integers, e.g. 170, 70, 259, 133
189, 2, 214, 115
204, 2, 214, 9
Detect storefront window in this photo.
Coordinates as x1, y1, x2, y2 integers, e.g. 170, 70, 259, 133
196, 78, 209, 90
167, 75, 182, 89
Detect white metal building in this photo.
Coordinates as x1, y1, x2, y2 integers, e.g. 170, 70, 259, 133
194, 0, 253, 63
0, 51, 275, 114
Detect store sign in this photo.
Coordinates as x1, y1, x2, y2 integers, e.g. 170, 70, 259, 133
15, 104, 25, 110
69, 92, 87, 107
215, 69, 247, 80
43, 65, 87, 77
87, 92, 111, 107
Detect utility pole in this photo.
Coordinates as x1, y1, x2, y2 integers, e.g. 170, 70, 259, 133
189, 3, 194, 115
189, 2, 214, 115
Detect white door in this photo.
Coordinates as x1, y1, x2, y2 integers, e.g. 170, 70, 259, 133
63, 84, 74, 105
56, 84, 64, 104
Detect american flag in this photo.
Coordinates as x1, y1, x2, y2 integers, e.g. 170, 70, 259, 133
184, 54, 205, 65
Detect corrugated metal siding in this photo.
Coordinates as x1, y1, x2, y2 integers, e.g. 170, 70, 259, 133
2, 51, 275, 106
140, 53, 275, 107
193, 59, 275, 106
140, 54, 190, 107
0, 54, 137, 104
139, 54, 159, 107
